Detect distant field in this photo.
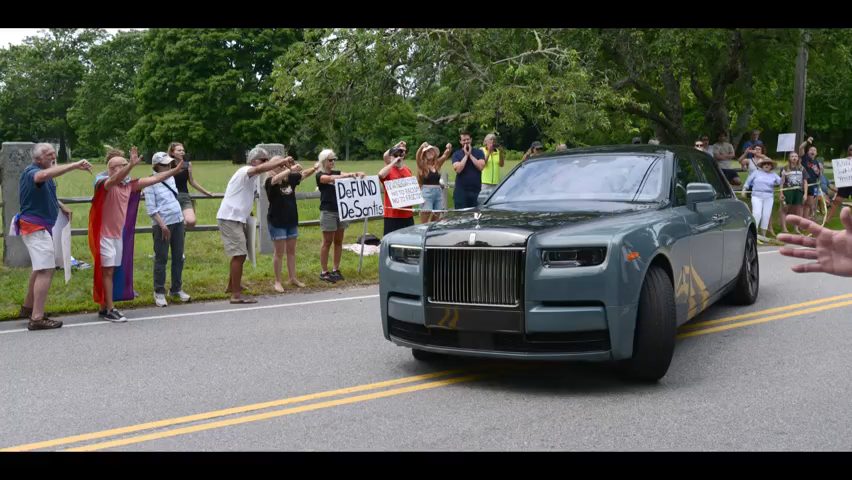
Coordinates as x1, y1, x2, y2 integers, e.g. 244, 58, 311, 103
0, 159, 523, 320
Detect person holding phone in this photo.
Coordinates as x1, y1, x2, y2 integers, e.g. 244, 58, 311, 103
379, 142, 416, 235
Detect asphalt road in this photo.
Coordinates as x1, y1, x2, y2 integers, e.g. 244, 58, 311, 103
1, 246, 851, 452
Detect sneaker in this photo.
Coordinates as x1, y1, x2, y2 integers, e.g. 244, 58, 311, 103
104, 309, 127, 323
320, 272, 336, 283
154, 293, 168, 307
170, 290, 191, 302
28, 316, 62, 331
331, 270, 345, 281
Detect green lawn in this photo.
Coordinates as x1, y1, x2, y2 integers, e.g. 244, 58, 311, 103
0, 159, 522, 321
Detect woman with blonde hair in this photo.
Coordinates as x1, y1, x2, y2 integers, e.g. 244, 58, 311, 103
315, 149, 365, 283
415, 141, 452, 223
168, 142, 213, 228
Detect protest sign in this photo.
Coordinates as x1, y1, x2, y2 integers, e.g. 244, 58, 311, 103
335, 176, 384, 221
383, 176, 424, 208
777, 133, 796, 152
832, 158, 852, 188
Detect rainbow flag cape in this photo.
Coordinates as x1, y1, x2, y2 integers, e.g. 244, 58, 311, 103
88, 176, 140, 305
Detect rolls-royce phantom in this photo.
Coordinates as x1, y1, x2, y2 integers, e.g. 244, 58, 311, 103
378, 145, 758, 382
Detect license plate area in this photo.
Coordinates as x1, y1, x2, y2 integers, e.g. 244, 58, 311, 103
424, 305, 523, 333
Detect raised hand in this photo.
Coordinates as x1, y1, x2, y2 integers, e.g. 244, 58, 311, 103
130, 146, 142, 166
173, 157, 184, 171
76, 159, 93, 174
777, 207, 852, 277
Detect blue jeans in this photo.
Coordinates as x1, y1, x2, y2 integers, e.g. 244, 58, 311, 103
421, 187, 443, 211
269, 225, 299, 240
453, 188, 480, 210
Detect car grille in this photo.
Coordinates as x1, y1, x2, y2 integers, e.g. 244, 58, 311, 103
426, 248, 524, 307
388, 319, 611, 353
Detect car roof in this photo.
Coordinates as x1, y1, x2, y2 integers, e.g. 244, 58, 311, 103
523, 144, 693, 162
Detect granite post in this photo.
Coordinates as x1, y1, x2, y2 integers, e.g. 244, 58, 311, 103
1, 142, 35, 267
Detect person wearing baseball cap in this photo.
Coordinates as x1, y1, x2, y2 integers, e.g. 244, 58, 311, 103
521, 141, 544, 162
144, 152, 191, 307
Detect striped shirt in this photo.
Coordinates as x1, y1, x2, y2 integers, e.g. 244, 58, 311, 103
143, 176, 184, 226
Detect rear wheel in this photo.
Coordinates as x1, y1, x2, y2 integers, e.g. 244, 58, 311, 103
618, 265, 677, 383
725, 230, 759, 305
411, 348, 446, 362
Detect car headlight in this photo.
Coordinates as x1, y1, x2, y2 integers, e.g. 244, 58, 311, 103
389, 245, 422, 265
541, 247, 606, 268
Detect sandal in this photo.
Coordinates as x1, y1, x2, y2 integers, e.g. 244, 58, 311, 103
19, 306, 54, 319
28, 316, 63, 331
229, 297, 258, 304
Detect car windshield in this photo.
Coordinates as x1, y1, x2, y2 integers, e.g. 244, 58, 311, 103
486, 154, 665, 204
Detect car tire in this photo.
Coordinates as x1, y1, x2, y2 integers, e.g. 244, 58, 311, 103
725, 230, 759, 305
618, 265, 677, 383
411, 348, 445, 362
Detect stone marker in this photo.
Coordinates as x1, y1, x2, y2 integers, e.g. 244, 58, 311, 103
1, 142, 36, 267
255, 143, 286, 255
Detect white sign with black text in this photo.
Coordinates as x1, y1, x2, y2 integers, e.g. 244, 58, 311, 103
832, 158, 852, 188
383, 175, 424, 208
777, 133, 796, 153
336, 175, 385, 221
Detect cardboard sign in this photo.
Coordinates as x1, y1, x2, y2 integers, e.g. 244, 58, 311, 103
777, 133, 796, 152
383, 175, 424, 208
52, 213, 72, 283
335, 175, 384, 221
832, 158, 852, 188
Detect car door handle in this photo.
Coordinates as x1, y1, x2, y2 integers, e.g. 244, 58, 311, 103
712, 214, 729, 223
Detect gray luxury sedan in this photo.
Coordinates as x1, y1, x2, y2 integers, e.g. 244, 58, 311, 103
378, 145, 759, 382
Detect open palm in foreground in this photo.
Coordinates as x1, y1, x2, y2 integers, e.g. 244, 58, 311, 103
777, 206, 852, 277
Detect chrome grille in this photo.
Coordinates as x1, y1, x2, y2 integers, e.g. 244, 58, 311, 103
426, 248, 524, 307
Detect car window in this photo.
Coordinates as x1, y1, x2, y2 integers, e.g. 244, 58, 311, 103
486, 154, 665, 204
692, 153, 732, 199
674, 155, 700, 206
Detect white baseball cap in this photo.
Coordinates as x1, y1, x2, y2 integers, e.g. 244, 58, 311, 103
152, 152, 173, 165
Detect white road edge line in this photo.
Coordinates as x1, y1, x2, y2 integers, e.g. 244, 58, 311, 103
0, 294, 381, 335
758, 246, 809, 255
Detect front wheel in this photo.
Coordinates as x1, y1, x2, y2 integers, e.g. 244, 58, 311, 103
725, 230, 759, 305
618, 265, 677, 383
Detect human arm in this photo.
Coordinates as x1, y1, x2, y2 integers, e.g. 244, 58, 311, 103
470, 148, 486, 171
247, 156, 287, 178
378, 156, 403, 179
798, 137, 813, 157
383, 141, 406, 164
187, 163, 213, 196
134, 158, 185, 191
318, 171, 364, 184
270, 168, 293, 185
436, 143, 452, 169
779, 171, 787, 201
714, 143, 735, 162
299, 161, 321, 180
803, 179, 809, 202
777, 208, 852, 276
104, 147, 142, 190
33, 160, 92, 183
498, 145, 505, 167
416, 142, 428, 173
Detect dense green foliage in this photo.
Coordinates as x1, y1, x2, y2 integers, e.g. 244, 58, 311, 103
3, 28, 852, 162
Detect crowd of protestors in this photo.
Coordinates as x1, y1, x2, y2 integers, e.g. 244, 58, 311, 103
15, 130, 852, 329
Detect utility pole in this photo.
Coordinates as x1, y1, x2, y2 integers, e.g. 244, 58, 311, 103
792, 29, 809, 146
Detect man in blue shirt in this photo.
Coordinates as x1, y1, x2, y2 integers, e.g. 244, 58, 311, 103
742, 129, 763, 160
16, 143, 92, 330
451, 131, 486, 209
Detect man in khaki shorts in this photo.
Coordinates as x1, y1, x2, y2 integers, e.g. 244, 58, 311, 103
15, 143, 92, 330
216, 147, 286, 303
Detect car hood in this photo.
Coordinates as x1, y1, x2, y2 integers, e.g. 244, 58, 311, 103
424, 201, 661, 248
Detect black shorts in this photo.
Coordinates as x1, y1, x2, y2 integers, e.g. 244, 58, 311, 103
384, 216, 415, 236
837, 187, 852, 199
721, 168, 739, 182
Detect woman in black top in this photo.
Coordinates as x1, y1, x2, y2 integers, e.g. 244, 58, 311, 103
315, 149, 365, 283
266, 156, 320, 291
415, 141, 452, 223
168, 142, 213, 228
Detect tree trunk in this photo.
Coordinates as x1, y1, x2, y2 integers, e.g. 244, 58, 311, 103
792, 30, 809, 147
58, 130, 68, 164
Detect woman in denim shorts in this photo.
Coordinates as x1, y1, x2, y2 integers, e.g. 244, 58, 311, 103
415, 141, 452, 223
265, 156, 320, 291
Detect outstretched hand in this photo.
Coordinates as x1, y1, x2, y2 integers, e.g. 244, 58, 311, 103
777, 207, 852, 277
130, 146, 143, 166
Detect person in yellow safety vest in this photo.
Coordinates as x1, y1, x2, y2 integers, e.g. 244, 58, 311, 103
480, 133, 504, 195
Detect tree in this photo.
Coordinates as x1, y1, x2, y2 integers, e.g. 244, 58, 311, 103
130, 28, 303, 162
68, 30, 147, 156
0, 28, 107, 161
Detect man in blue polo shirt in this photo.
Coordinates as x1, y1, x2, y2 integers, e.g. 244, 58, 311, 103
742, 129, 763, 161
451, 131, 486, 209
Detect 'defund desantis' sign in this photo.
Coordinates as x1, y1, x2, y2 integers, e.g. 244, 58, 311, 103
335, 176, 384, 221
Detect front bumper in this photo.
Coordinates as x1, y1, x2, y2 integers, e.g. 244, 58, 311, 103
385, 295, 638, 361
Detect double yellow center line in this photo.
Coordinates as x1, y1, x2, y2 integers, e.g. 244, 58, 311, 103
4, 293, 851, 451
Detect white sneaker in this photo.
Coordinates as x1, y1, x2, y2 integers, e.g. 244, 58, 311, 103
171, 290, 191, 302
154, 293, 168, 307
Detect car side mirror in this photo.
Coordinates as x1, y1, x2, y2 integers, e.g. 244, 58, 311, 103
686, 182, 715, 209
